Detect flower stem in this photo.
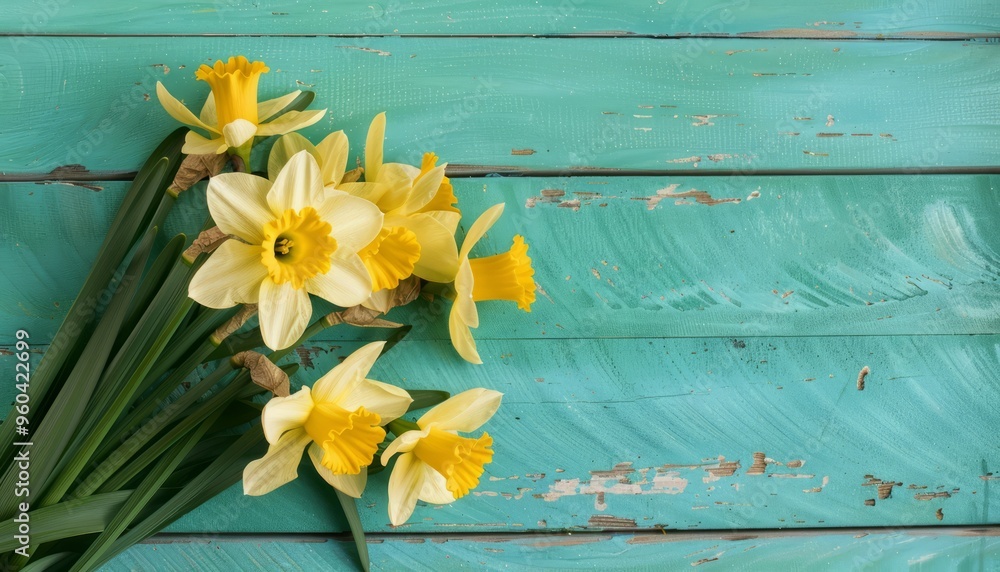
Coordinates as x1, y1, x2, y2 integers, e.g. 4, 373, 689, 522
388, 418, 420, 437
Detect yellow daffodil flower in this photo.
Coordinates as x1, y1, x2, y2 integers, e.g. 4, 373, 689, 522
156, 56, 326, 156
449, 204, 536, 363
188, 150, 383, 350
355, 113, 461, 291
381, 388, 502, 525
243, 342, 412, 497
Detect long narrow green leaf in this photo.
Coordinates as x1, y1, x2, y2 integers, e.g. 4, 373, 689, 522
114, 233, 186, 351
406, 390, 451, 413
0, 227, 158, 520
93, 369, 251, 495
379, 325, 413, 357
0, 130, 184, 470
21, 552, 76, 572
336, 488, 371, 572
42, 255, 202, 507
78, 360, 237, 497
95, 424, 268, 569
70, 414, 212, 572
0, 491, 132, 553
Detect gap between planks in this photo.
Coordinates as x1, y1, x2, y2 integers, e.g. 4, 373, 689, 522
5, 165, 1000, 184
142, 525, 1000, 545
0, 33, 997, 40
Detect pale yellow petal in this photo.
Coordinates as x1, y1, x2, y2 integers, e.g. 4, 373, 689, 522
261, 387, 314, 444
338, 182, 389, 206
365, 112, 386, 181
448, 305, 482, 364
311, 341, 385, 405
222, 118, 258, 149
387, 453, 425, 526
188, 241, 267, 308
207, 172, 273, 243
364, 288, 392, 314
426, 211, 461, 235
400, 164, 446, 215
258, 279, 313, 351
267, 150, 325, 214
182, 130, 228, 155
316, 130, 349, 186
388, 213, 459, 283
306, 254, 374, 308
419, 463, 456, 505
460, 203, 505, 260
340, 379, 412, 425
315, 192, 384, 252
242, 427, 310, 496
381, 428, 428, 464
268, 133, 320, 181
453, 259, 478, 328
373, 163, 418, 213
256, 108, 326, 136
308, 443, 368, 498
258, 90, 303, 122
418, 388, 503, 432
156, 82, 217, 133
199, 92, 217, 128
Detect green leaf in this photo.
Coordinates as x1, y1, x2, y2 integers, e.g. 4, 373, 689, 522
22, 552, 76, 572
406, 390, 451, 413
0, 226, 158, 521
115, 233, 186, 352
0, 491, 132, 552
94, 424, 268, 569
335, 488, 371, 572
0, 129, 183, 472
69, 414, 212, 572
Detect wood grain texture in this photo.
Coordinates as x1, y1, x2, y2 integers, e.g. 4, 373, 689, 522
4, 0, 999, 37
4, 175, 998, 344
99, 529, 1000, 571
7, 334, 995, 534
1, 38, 998, 177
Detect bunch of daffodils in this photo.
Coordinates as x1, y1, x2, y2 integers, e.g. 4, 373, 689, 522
0, 54, 537, 572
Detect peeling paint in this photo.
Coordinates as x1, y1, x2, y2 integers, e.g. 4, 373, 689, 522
863, 476, 902, 499
588, 515, 638, 528
703, 456, 741, 483
511, 148, 536, 156
535, 462, 688, 509
857, 366, 870, 390
337, 46, 391, 56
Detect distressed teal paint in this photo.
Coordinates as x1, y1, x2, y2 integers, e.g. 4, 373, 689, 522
3, 335, 997, 534
4, 0, 999, 37
4, 175, 998, 344
2, 39, 999, 175
99, 530, 1000, 571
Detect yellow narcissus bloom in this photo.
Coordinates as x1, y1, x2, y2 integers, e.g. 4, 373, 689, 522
243, 342, 412, 497
381, 388, 502, 525
156, 56, 326, 156
355, 113, 461, 292
449, 204, 536, 363
188, 150, 383, 350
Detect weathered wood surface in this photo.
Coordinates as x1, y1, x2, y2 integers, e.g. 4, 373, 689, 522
3, 176, 998, 344
3, 0, 999, 37
2, 39, 999, 177
4, 335, 998, 533
101, 528, 1000, 571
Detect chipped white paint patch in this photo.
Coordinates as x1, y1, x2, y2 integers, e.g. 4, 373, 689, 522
536, 462, 688, 510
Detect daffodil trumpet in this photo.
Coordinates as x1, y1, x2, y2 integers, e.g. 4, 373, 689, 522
156, 56, 326, 160
449, 204, 536, 363
242, 342, 413, 498
381, 388, 503, 525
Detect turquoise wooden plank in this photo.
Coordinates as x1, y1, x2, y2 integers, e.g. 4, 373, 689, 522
5, 1, 999, 37
100, 528, 1000, 571
2, 38, 998, 176
4, 175, 998, 344
5, 334, 990, 533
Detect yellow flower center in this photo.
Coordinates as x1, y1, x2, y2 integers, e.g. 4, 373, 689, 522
468, 235, 536, 311
195, 55, 269, 128
413, 428, 494, 499
260, 207, 337, 290
304, 402, 384, 475
416, 152, 460, 214
359, 226, 422, 292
